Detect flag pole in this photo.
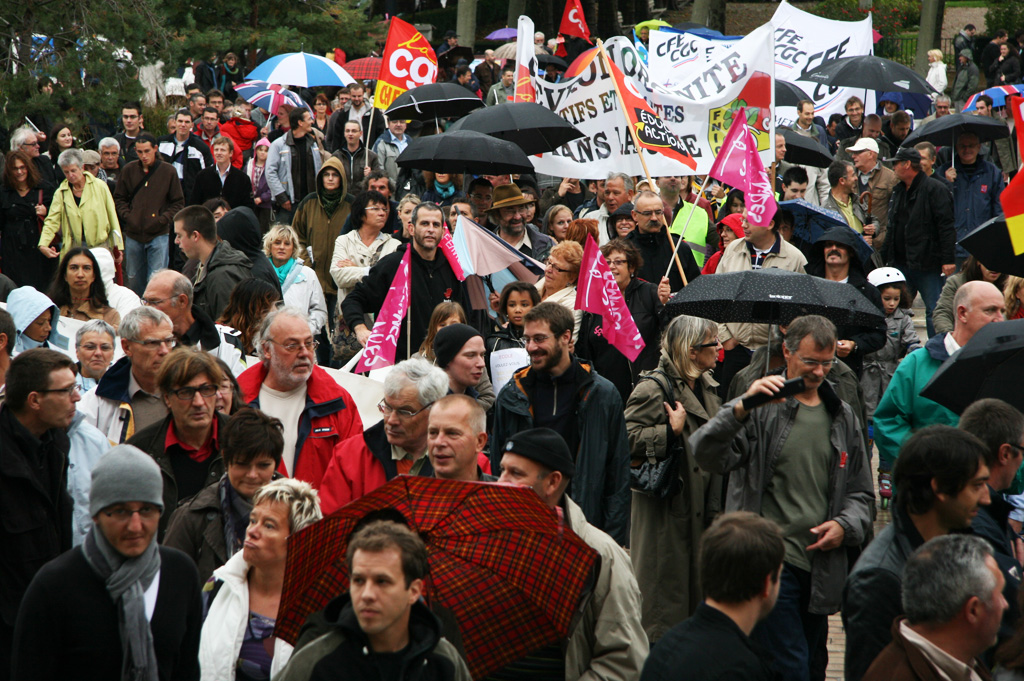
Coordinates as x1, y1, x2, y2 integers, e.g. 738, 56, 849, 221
662, 174, 711, 281
595, 39, 688, 287
365, 105, 376, 172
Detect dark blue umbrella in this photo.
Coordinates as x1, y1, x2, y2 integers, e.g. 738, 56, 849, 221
779, 199, 874, 264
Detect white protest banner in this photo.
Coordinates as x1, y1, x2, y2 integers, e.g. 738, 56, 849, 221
530, 24, 774, 178
648, 31, 739, 89
770, 1, 874, 127
489, 347, 530, 394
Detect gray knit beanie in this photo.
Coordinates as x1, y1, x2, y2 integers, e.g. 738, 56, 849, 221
89, 445, 165, 516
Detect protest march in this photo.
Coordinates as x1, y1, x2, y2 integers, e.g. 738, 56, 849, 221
4, 1, 1024, 679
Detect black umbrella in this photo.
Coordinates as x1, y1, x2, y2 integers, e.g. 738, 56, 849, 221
800, 56, 936, 95
664, 268, 884, 328
396, 129, 535, 175
437, 46, 474, 71
384, 83, 484, 121
781, 129, 833, 168
446, 102, 585, 155
537, 54, 569, 72
776, 80, 809, 108
959, 216, 1024, 277
920, 319, 1024, 414
901, 112, 1011, 147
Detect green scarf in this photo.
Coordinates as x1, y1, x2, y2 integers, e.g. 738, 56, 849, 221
273, 257, 297, 286
319, 185, 345, 218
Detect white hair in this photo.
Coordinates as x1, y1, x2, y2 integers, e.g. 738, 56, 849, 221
98, 137, 121, 152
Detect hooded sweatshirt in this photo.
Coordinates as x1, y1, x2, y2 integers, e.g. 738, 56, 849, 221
702, 214, 746, 274
216, 207, 282, 294
7, 286, 70, 354
90, 247, 141, 319
292, 156, 353, 295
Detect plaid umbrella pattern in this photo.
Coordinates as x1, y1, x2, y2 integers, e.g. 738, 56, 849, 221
343, 56, 383, 81
277, 476, 599, 679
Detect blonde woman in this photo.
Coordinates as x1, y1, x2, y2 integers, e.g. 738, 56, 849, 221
263, 224, 328, 335
625, 314, 723, 642
536, 239, 584, 342
1005, 275, 1024, 321
926, 49, 948, 97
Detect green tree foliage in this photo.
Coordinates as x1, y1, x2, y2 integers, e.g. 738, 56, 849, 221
159, 0, 381, 73
0, 0, 169, 136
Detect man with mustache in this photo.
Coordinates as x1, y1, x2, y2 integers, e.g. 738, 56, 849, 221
238, 307, 363, 488
491, 302, 631, 545
487, 183, 554, 262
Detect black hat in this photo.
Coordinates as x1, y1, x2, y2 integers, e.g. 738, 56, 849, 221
444, 29, 458, 38
433, 323, 482, 368
503, 428, 576, 477
884, 147, 922, 164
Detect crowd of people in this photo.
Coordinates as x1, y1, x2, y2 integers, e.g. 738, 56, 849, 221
1, 14, 1024, 681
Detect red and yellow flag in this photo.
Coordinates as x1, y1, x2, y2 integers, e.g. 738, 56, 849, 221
1004, 96, 1024, 255
375, 17, 438, 111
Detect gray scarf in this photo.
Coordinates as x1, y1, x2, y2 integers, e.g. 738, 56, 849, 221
82, 525, 162, 681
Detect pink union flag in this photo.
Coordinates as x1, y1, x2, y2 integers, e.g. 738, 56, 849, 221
574, 235, 645, 362
439, 227, 467, 281
707, 107, 777, 228
354, 248, 411, 373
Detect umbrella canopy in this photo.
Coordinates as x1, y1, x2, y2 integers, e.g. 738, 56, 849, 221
664, 268, 884, 328
781, 129, 833, 168
486, 27, 518, 41
963, 85, 1024, 111
959, 216, 1024, 277
779, 199, 875, 265
776, 80, 809, 108
902, 112, 1012, 147
636, 19, 672, 33
384, 82, 484, 121
537, 53, 569, 72
342, 56, 383, 81
800, 55, 936, 95
493, 41, 544, 60
277, 476, 599, 680
920, 319, 1024, 414
396, 129, 535, 175
438, 46, 475, 71
246, 51, 356, 88
446, 102, 585, 155
233, 81, 305, 116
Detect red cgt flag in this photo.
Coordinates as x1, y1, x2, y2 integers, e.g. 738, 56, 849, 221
603, 52, 697, 171
375, 17, 438, 111
559, 0, 591, 42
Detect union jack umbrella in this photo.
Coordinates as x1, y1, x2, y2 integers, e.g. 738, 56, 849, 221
277, 476, 599, 679
962, 84, 1024, 111
234, 81, 305, 116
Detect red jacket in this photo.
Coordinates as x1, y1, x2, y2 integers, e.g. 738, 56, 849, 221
319, 421, 492, 514
219, 118, 261, 167
238, 363, 363, 488
193, 121, 245, 168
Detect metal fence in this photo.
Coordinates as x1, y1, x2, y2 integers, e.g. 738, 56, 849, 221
873, 36, 958, 66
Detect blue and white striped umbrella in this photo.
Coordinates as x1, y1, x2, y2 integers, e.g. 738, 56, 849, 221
245, 52, 356, 88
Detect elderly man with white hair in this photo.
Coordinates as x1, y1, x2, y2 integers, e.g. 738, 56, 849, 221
318, 357, 450, 513
10, 124, 58, 186
237, 306, 363, 486
97, 137, 122, 186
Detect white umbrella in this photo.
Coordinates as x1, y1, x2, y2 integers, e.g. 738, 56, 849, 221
245, 51, 356, 88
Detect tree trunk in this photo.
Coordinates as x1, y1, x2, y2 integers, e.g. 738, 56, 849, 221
459, 0, 478, 53
507, 0, 527, 31
690, 0, 726, 34
858, 0, 872, 10
597, 0, 621, 39
914, 0, 944, 75
581, 0, 599, 39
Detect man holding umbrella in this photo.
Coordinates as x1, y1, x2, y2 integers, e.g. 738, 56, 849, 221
939, 132, 1005, 270
882, 146, 956, 337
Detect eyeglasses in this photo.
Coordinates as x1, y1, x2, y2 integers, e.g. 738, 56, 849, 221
267, 338, 318, 353
523, 334, 552, 345
38, 383, 81, 396
365, 206, 388, 212
607, 258, 628, 267
1008, 443, 1024, 456
79, 343, 114, 353
168, 383, 218, 401
21, 141, 40, 147
546, 262, 571, 274
378, 399, 433, 420
797, 355, 836, 368
102, 504, 160, 522
501, 206, 531, 215
693, 339, 722, 349
635, 208, 665, 218
130, 337, 177, 349
140, 296, 171, 307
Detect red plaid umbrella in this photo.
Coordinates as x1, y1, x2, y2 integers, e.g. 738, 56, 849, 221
277, 476, 599, 679
344, 57, 383, 81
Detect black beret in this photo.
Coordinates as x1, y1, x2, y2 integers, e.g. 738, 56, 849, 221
503, 428, 575, 477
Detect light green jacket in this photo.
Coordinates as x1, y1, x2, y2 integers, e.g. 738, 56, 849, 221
39, 172, 123, 252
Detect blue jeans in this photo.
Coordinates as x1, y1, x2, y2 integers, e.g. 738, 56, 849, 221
125, 235, 170, 296
897, 264, 943, 339
751, 564, 827, 681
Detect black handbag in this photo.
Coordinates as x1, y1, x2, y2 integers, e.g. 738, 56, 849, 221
630, 370, 684, 499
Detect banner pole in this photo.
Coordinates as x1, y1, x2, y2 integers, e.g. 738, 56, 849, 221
365, 105, 376, 172
661, 174, 711, 281
596, 38, 688, 287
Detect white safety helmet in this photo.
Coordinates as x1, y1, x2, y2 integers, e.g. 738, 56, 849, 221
867, 266, 906, 288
